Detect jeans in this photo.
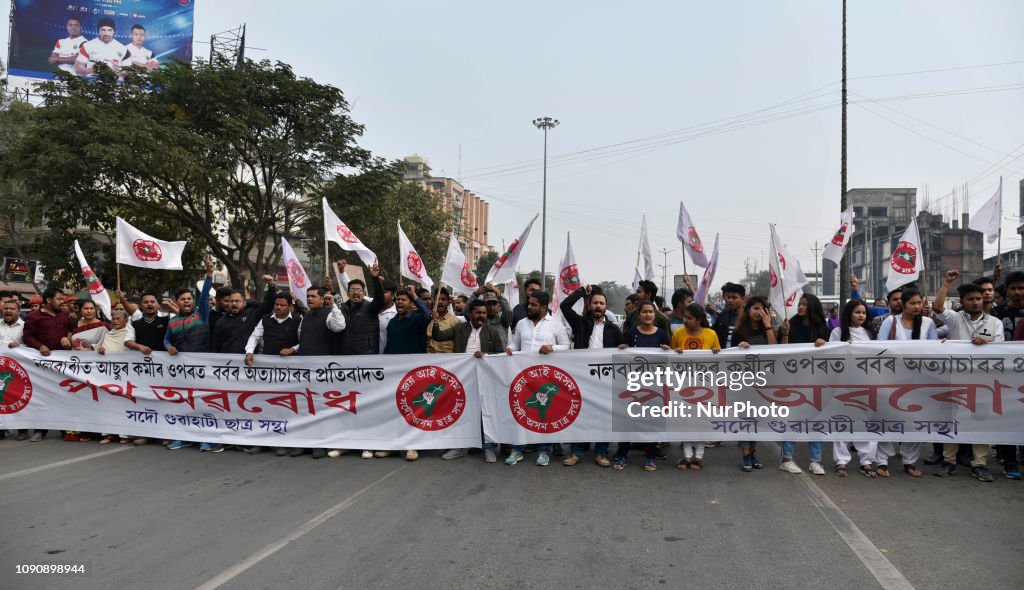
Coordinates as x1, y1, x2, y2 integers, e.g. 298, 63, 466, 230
781, 441, 822, 463
570, 442, 609, 457
614, 442, 657, 459
511, 444, 552, 454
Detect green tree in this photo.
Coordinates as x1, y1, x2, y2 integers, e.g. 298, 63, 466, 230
0, 63, 41, 294
596, 281, 632, 315
474, 250, 498, 287
5, 59, 369, 290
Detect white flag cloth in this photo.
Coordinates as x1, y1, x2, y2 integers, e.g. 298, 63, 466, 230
440, 234, 478, 297
695, 233, 720, 305
822, 206, 855, 265
886, 217, 924, 293
504, 278, 520, 311
115, 217, 186, 270
73, 240, 112, 322
398, 221, 434, 290
486, 214, 538, 285
633, 215, 655, 290
676, 202, 709, 268
280, 237, 310, 306
323, 198, 377, 267
968, 179, 1002, 245
552, 233, 584, 319
768, 224, 808, 319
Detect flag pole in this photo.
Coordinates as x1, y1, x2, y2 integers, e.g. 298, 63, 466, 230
116, 263, 121, 293
773, 224, 790, 322
324, 236, 330, 283
997, 176, 1003, 269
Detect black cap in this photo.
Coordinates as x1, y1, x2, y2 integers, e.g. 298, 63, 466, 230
97, 17, 116, 30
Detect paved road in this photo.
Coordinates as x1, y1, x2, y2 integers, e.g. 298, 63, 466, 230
1, 439, 1021, 589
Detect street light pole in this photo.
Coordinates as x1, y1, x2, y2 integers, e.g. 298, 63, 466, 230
533, 116, 559, 283
658, 248, 674, 297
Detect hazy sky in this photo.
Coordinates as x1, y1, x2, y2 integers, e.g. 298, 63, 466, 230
4, 1, 1023, 292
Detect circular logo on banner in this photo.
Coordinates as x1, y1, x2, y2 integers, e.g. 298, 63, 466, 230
336, 224, 360, 244
395, 366, 467, 431
132, 239, 163, 262
831, 223, 848, 246
406, 252, 424, 277
508, 365, 582, 433
688, 227, 704, 253
286, 259, 307, 288
559, 264, 580, 295
769, 266, 779, 289
0, 357, 33, 414
460, 262, 478, 289
891, 241, 918, 275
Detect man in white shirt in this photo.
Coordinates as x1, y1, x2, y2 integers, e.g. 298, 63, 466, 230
931, 271, 1003, 482
49, 16, 86, 73
122, 24, 159, 72
75, 18, 127, 76
504, 290, 569, 466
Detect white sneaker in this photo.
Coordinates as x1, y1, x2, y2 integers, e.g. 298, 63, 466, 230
405, 450, 419, 461
327, 449, 342, 458
361, 450, 373, 459
809, 462, 825, 475
779, 460, 803, 474
483, 448, 497, 463
441, 448, 465, 460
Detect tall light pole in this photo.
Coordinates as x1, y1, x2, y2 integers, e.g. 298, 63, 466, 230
533, 116, 559, 283
658, 248, 674, 297
839, 0, 850, 303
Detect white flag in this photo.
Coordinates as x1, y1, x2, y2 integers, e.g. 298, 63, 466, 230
695, 233, 719, 305
504, 278, 520, 310
676, 202, 709, 268
633, 215, 655, 290
73, 240, 112, 322
552, 233, 584, 319
440, 234, 478, 297
822, 206, 855, 264
968, 178, 1002, 245
280, 237, 310, 306
323, 198, 377, 267
886, 217, 924, 293
486, 214, 538, 285
398, 221, 433, 290
115, 217, 186, 270
768, 224, 808, 319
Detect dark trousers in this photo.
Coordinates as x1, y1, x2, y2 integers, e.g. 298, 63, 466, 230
996, 445, 1019, 469
614, 442, 657, 459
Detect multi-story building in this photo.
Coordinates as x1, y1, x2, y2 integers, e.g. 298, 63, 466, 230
404, 155, 491, 267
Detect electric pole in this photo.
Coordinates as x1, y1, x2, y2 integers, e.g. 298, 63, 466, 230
839, 0, 850, 302
810, 241, 822, 296
658, 248, 674, 297
532, 117, 559, 283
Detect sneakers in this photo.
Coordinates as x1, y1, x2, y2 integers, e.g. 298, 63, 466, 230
643, 458, 657, 471
29, 432, 44, 443
809, 462, 825, 475
327, 449, 343, 458
275, 447, 289, 457
374, 451, 392, 458
199, 442, 212, 452
441, 449, 465, 460
742, 455, 753, 472
244, 446, 264, 455
536, 452, 550, 466
483, 448, 497, 463
595, 455, 611, 467
922, 453, 942, 466
167, 440, 191, 450
505, 450, 523, 465
779, 460, 803, 474
750, 454, 763, 469
1004, 467, 1022, 480
312, 448, 327, 459
405, 450, 419, 461
934, 462, 956, 477
209, 444, 225, 453
361, 450, 374, 460
15, 431, 28, 441
562, 454, 581, 466
971, 466, 994, 482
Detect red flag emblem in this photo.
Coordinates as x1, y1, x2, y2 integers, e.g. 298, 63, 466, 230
687, 227, 704, 254
891, 241, 917, 275
132, 239, 163, 262
287, 259, 308, 288
336, 224, 360, 244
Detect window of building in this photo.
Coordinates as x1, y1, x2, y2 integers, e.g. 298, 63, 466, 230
853, 207, 864, 218
852, 248, 862, 265
868, 207, 887, 218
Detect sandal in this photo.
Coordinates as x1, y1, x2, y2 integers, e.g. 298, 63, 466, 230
119, 437, 130, 444
859, 464, 877, 478
875, 464, 890, 478
643, 458, 657, 471
834, 464, 848, 477
613, 456, 627, 471
903, 464, 922, 477
677, 457, 691, 470
99, 435, 115, 445
690, 458, 703, 471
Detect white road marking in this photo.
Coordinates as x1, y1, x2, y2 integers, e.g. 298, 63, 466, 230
194, 465, 406, 590
0, 446, 133, 481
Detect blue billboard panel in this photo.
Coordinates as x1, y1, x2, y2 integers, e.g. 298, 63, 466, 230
7, 0, 196, 89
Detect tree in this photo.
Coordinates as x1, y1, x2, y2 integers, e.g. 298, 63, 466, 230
308, 159, 450, 286
474, 250, 498, 287
6, 58, 370, 290
0, 64, 41, 294
596, 281, 632, 315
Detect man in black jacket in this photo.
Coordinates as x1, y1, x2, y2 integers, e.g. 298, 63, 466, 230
560, 284, 622, 466
211, 280, 275, 354
340, 261, 384, 356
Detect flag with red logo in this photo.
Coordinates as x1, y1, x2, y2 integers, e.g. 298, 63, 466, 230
280, 237, 309, 305
768, 224, 808, 319
323, 198, 377, 267
886, 217, 924, 293
486, 214, 538, 285
115, 217, 186, 270
398, 221, 434, 290
695, 233, 719, 305
676, 202, 708, 268
552, 233, 583, 320
822, 207, 854, 265
441, 233, 478, 297
73, 240, 112, 322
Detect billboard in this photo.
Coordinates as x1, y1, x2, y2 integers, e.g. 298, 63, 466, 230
7, 0, 196, 90
3, 257, 39, 283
